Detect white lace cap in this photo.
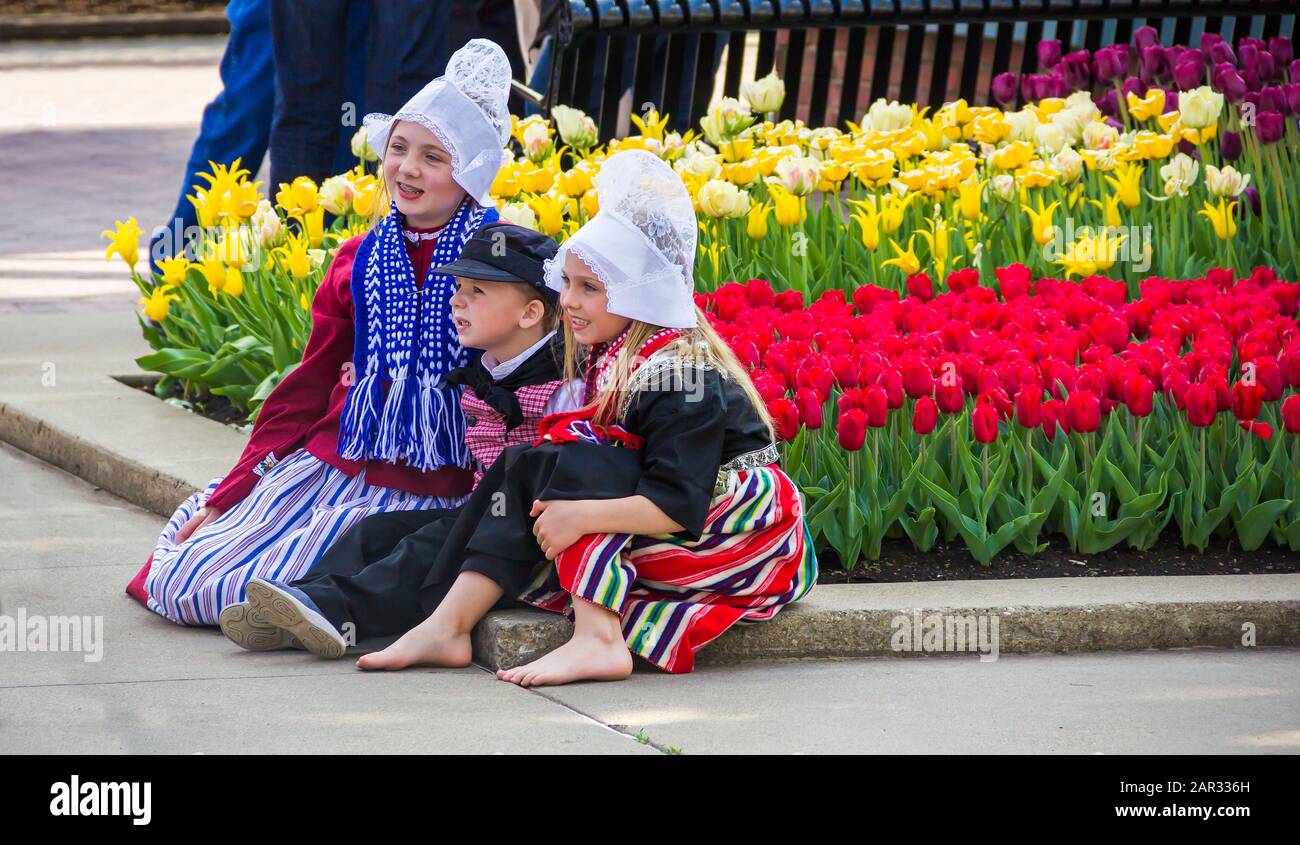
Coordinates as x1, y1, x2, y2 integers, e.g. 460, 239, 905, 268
363, 38, 513, 207
542, 149, 699, 329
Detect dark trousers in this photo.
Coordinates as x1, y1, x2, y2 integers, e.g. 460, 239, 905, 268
269, 0, 451, 188
291, 441, 644, 640
449, 0, 528, 116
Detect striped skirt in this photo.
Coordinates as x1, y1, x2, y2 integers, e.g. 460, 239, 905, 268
144, 449, 464, 626
518, 464, 817, 674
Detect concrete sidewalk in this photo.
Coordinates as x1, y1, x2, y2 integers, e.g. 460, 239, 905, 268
3, 441, 1297, 754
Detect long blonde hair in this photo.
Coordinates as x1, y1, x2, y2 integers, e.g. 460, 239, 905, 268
562, 307, 776, 440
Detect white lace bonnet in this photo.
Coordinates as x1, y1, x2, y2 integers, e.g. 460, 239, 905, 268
542, 149, 699, 329
362, 38, 513, 207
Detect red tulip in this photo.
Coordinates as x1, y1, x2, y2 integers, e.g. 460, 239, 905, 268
972, 400, 999, 443
1230, 381, 1265, 422
935, 380, 965, 414
797, 364, 835, 402
837, 408, 867, 451
1123, 375, 1154, 417
864, 385, 889, 428
795, 387, 823, 431
1239, 420, 1273, 440
1184, 383, 1217, 427
905, 272, 934, 302
769, 398, 800, 441
1282, 395, 1300, 434
901, 358, 934, 399
1014, 386, 1042, 428
912, 396, 938, 435
1042, 398, 1069, 441
1065, 390, 1101, 433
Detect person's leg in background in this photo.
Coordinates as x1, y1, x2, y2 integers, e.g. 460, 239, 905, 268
366, 0, 452, 118
524, 0, 560, 117
268, 0, 350, 189
331, 0, 371, 176
151, 0, 275, 270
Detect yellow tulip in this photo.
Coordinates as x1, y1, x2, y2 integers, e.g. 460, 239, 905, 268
1132, 131, 1175, 159
957, 178, 985, 222
767, 183, 806, 227
916, 217, 950, 278
198, 257, 227, 295
351, 174, 384, 217
1021, 198, 1061, 247
139, 287, 177, 322
991, 141, 1033, 170
850, 204, 880, 251
879, 192, 911, 235
720, 137, 754, 163
557, 166, 592, 197
274, 233, 313, 280
222, 266, 244, 297
298, 207, 324, 248
746, 201, 772, 240
724, 158, 760, 186
629, 108, 670, 141
529, 194, 567, 237
1103, 161, 1143, 209
275, 176, 319, 216
1198, 198, 1238, 240
882, 235, 921, 276
491, 162, 523, 200
101, 217, 143, 268
581, 189, 600, 218
157, 256, 190, 287
1125, 89, 1167, 122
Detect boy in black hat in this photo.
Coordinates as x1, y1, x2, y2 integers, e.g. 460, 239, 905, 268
219, 222, 596, 656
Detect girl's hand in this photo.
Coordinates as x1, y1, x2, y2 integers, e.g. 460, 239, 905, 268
175, 504, 223, 545
530, 499, 594, 560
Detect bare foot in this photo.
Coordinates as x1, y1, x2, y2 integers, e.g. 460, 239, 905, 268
496, 633, 633, 687
356, 617, 472, 671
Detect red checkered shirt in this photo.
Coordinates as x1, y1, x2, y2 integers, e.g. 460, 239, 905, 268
461, 380, 567, 488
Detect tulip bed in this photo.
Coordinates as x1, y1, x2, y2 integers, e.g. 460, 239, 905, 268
104, 28, 1300, 566
699, 268, 1300, 567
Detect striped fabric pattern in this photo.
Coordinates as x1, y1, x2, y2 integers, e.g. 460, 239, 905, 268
144, 449, 464, 626
518, 464, 817, 674
461, 380, 562, 487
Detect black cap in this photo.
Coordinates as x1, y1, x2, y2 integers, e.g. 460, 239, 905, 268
432, 222, 559, 300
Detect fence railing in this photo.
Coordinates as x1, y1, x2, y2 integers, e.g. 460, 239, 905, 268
534, 0, 1296, 139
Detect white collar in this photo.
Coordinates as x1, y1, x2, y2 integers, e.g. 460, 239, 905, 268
402, 228, 444, 242
479, 331, 556, 381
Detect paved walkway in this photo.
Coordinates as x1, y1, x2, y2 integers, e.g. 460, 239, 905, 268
2, 441, 1296, 754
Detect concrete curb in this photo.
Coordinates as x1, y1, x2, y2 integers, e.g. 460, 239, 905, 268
473, 577, 1300, 670
1, 316, 1296, 670
0, 12, 229, 41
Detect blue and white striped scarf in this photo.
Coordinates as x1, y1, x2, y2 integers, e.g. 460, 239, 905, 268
339, 199, 499, 471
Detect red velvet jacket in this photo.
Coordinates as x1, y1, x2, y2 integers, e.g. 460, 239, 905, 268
205, 223, 475, 513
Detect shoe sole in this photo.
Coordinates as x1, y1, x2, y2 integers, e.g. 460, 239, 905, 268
245, 580, 346, 659
219, 602, 299, 651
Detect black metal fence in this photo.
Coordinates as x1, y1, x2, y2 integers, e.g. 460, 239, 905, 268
536, 0, 1297, 139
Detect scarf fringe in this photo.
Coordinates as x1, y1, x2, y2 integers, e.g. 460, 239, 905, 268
408, 373, 470, 470
337, 369, 383, 461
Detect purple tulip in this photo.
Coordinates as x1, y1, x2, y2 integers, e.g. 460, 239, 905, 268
1238, 42, 1259, 75
1291, 60, 1300, 82
1061, 50, 1093, 89
1220, 129, 1242, 161
1209, 42, 1236, 67
1177, 139, 1198, 156
1104, 116, 1124, 132
1260, 86, 1284, 114
1255, 110, 1285, 143
1163, 88, 1180, 112
1020, 74, 1043, 103
1037, 39, 1062, 70
992, 71, 1018, 105
1215, 64, 1249, 102
1268, 36, 1294, 66
1242, 91, 1263, 118
1257, 52, 1276, 82
1045, 74, 1071, 99
1139, 44, 1167, 84
1200, 32, 1224, 59
1096, 90, 1120, 118
1095, 46, 1127, 84
1241, 187, 1261, 218
1174, 59, 1204, 91
1134, 25, 1159, 50
1242, 68, 1262, 92
1284, 83, 1300, 116
1121, 76, 1148, 100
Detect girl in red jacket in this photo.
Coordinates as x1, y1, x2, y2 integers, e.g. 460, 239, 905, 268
129, 40, 516, 626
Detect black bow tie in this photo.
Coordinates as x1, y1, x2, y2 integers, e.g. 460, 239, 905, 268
444, 336, 563, 431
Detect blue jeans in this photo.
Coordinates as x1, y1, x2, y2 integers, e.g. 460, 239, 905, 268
152, 0, 274, 268
268, 0, 449, 190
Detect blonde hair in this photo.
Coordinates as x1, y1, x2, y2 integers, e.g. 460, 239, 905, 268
562, 307, 776, 440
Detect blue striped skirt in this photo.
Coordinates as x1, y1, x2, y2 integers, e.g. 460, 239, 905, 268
144, 449, 464, 626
